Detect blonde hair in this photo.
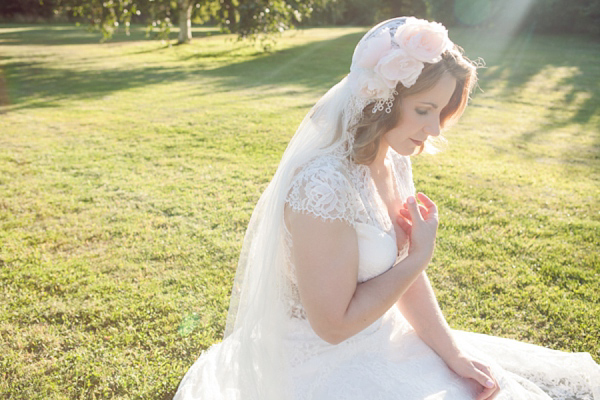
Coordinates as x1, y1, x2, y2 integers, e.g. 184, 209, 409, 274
352, 45, 479, 165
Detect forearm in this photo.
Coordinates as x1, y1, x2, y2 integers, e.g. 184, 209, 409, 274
328, 253, 428, 344
395, 272, 463, 362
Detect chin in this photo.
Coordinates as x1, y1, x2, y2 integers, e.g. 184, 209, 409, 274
394, 147, 415, 156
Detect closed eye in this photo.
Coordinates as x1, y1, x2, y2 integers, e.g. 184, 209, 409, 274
416, 108, 428, 115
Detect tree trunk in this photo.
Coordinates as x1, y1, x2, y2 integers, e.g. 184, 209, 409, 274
178, 0, 193, 44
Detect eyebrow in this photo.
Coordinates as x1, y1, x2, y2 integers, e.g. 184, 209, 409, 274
418, 102, 438, 109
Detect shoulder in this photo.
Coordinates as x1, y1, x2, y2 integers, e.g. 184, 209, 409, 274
290, 154, 352, 191
286, 155, 357, 226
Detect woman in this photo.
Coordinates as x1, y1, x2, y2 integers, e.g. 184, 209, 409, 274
174, 17, 600, 400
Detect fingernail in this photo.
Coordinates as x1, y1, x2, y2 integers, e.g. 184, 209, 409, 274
485, 380, 495, 388
407, 196, 415, 204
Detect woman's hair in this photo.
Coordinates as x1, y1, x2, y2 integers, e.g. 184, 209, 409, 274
352, 45, 479, 165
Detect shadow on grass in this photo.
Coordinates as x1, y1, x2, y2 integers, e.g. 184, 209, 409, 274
455, 27, 600, 167
2, 28, 363, 113
201, 30, 364, 91
3, 24, 599, 166
2, 60, 198, 111
483, 33, 599, 128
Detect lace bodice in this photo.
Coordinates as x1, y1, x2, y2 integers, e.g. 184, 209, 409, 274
283, 149, 415, 320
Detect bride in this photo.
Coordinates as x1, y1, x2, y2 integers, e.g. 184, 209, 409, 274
174, 17, 600, 400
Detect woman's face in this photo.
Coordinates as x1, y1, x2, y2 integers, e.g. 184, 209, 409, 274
382, 73, 457, 156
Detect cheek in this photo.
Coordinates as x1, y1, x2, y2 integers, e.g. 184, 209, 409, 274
385, 121, 411, 143
400, 113, 419, 130
383, 128, 402, 145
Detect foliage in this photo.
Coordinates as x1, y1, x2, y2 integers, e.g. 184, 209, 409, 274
308, 0, 600, 37
3, 0, 599, 41
47, 0, 326, 42
222, 0, 323, 38
55, 0, 142, 39
308, 0, 429, 26
0, 0, 59, 22
1, 23, 599, 397
528, 0, 600, 35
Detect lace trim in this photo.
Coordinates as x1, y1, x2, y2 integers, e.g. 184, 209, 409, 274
282, 220, 307, 320
282, 152, 415, 321
286, 156, 360, 228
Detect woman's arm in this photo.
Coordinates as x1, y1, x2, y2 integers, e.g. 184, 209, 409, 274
394, 199, 460, 360
394, 208, 500, 399
287, 194, 438, 345
395, 271, 462, 361
396, 271, 500, 399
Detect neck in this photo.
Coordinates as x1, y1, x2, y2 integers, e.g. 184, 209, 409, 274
368, 140, 389, 175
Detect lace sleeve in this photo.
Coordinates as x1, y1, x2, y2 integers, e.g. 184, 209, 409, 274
285, 156, 357, 228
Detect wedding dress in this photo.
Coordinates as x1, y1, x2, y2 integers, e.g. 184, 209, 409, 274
175, 148, 600, 400
280, 149, 600, 400
173, 17, 600, 400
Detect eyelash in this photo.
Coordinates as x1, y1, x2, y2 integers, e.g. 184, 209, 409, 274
416, 109, 428, 115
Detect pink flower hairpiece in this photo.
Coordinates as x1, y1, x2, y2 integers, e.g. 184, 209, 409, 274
348, 17, 453, 112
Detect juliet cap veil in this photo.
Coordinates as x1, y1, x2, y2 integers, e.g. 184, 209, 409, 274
176, 17, 455, 400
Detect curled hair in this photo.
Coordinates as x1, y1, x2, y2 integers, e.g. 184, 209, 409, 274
352, 45, 480, 165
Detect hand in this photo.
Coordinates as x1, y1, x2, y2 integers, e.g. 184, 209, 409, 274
396, 192, 438, 265
392, 213, 409, 254
445, 354, 500, 400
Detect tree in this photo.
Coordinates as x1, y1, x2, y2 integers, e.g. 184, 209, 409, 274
178, 0, 194, 43
53, 0, 327, 44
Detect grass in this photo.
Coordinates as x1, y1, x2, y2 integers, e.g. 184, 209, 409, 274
1, 23, 599, 398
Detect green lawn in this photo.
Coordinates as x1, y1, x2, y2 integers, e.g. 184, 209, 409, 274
1, 23, 598, 398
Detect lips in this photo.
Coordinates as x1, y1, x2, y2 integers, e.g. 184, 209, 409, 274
410, 139, 424, 146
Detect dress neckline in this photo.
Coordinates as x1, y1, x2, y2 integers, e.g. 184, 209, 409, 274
353, 148, 399, 239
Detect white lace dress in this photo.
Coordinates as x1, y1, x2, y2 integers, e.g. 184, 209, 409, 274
281, 149, 600, 400
174, 149, 600, 400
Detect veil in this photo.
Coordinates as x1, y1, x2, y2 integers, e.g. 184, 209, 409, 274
220, 76, 365, 399
175, 17, 454, 399
221, 17, 421, 400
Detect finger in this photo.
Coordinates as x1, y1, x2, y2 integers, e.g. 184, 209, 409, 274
399, 208, 411, 220
476, 384, 501, 400
418, 205, 428, 219
472, 361, 497, 389
487, 387, 501, 400
476, 387, 498, 400
396, 216, 412, 235
396, 212, 411, 224
417, 192, 438, 215
398, 222, 412, 236
468, 367, 495, 392
483, 375, 500, 400
406, 196, 424, 223
416, 192, 435, 207
467, 361, 498, 400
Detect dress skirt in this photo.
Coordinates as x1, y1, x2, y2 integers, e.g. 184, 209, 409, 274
284, 307, 600, 400
174, 307, 600, 400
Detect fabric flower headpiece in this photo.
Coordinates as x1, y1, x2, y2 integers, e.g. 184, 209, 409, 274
348, 17, 453, 112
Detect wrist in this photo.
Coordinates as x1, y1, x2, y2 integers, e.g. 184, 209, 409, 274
405, 249, 432, 269
443, 349, 468, 365
416, 325, 463, 365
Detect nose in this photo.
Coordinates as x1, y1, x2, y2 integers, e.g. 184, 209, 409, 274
424, 115, 442, 137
